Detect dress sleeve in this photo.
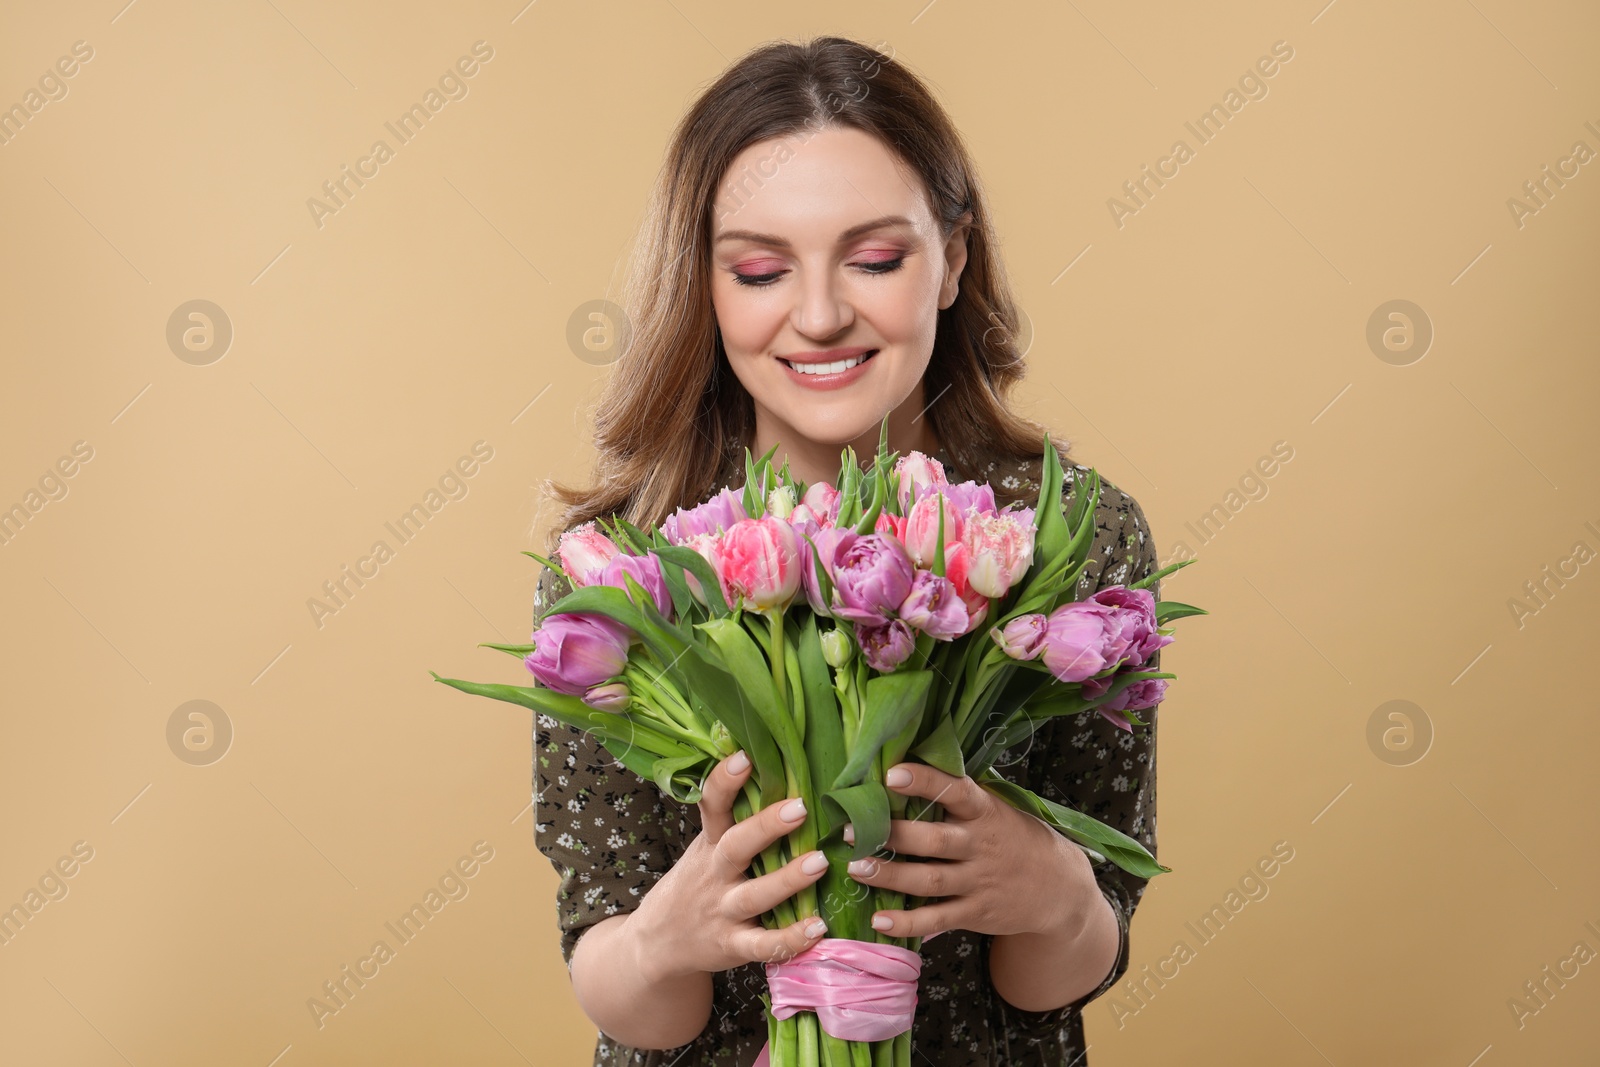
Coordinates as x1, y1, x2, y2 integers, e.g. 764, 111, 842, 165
993, 479, 1164, 1044
531, 564, 694, 972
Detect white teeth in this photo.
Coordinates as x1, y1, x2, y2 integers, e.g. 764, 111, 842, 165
787, 352, 873, 375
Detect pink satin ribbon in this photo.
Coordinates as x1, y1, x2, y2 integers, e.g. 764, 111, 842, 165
751, 937, 922, 1066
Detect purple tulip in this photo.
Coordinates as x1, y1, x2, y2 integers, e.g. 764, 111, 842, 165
990, 613, 1048, 660
524, 613, 631, 696
596, 551, 673, 618
829, 533, 914, 626
897, 571, 969, 640
1039, 605, 1113, 683
1086, 585, 1172, 669
662, 487, 748, 545
582, 681, 632, 712
797, 524, 853, 617
858, 618, 916, 671
1083, 675, 1167, 731
942, 480, 997, 518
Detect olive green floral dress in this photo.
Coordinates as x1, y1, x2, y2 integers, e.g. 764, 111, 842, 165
532, 445, 1163, 1066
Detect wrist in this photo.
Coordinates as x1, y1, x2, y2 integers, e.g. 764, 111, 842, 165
629, 901, 688, 986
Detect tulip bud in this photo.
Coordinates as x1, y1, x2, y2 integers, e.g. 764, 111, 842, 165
709, 719, 735, 757
582, 682, 631, 712
766, 484, 797, 520
990, 614, 1047, 660
820, 627, 855, 668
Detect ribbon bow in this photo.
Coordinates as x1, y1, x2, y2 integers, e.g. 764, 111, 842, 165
752, 937, 922, 1066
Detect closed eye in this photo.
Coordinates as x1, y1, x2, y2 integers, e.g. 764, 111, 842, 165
731, 256, 908, 288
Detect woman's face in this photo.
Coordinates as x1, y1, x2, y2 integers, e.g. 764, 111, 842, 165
710, 125, 971, 463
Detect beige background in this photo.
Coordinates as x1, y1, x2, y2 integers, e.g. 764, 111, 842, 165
1, 1, 1596, 1064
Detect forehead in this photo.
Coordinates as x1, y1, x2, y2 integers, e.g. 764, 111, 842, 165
712, 125, 932, 241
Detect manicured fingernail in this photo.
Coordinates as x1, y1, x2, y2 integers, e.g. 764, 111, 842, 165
871, 915, 893, 931
806, 919, 827, 938
727, 750, 750, 774
782, 798, 807, 821
802, 851, 828, 875
843, 823, 855, 843
886, 767, 912, 788
848, 859, 876, 877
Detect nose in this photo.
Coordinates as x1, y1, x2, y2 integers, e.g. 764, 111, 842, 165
790, 264, 853, 340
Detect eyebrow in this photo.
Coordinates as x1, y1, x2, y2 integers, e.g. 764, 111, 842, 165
713, 214, 915, 248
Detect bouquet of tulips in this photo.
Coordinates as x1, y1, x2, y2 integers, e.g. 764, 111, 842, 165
432, 419, 1204, 1067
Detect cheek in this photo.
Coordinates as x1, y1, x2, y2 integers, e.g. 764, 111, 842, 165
711, 283, 781, 357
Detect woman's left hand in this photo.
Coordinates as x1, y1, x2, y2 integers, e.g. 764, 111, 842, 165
843, 762, 1099, 941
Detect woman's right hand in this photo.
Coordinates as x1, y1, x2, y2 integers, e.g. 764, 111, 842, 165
630, 750, 830, 984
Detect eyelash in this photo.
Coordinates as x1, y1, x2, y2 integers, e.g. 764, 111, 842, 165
731, 257, 906, 288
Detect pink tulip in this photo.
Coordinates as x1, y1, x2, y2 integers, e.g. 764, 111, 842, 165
962, 510, 1037, 599
898, 571, 969, 640
524, 613, 631, 695
680, 531, 721, 605
902, 490, 964, 567
557, 522, 620, 587
940, 541, 991, 635
942, 480, 997, 518
715, 517, 801, 612
875, 510, 907, 542
1082, 675, 1167, 731
802, 482, 841, 526
894, 452, 949, 510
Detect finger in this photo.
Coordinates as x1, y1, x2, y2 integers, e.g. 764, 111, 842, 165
697, 750, 752, 841
846, 817, 971, 860
847, 855, 969, 900
740, 914, 829, 968
725, 849, 830, 922
714, 795, 809, 876
884, 763, 988, 821
867, 900, 960, 940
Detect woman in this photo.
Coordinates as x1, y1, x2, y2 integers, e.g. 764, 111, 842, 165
532, 36, 1161, 1066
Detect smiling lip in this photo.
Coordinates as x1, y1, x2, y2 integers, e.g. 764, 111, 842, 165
777, 347, 879, 389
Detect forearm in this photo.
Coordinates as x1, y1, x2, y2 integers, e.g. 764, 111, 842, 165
989, 860, 1120, 1013
569, 912, 713, 1049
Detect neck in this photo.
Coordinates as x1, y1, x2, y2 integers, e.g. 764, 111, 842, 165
751, 396, 943, 490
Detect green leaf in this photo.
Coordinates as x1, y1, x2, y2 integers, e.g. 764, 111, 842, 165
521, 550, 565, 576
831, 670, 933, 790
654, 545, 731, 617
821, 780, 890, 862
695, 616, 803, 771
1129, 557, 1198, 591
478, 642, 534, 658
910, 714, 965, 779
798, 614, 846, 821
653, 753, 710, 803
980, 773, 1170, 879
1154, 599, 1209, 624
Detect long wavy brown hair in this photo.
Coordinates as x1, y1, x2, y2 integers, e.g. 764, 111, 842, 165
540, 34, 1072, 554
